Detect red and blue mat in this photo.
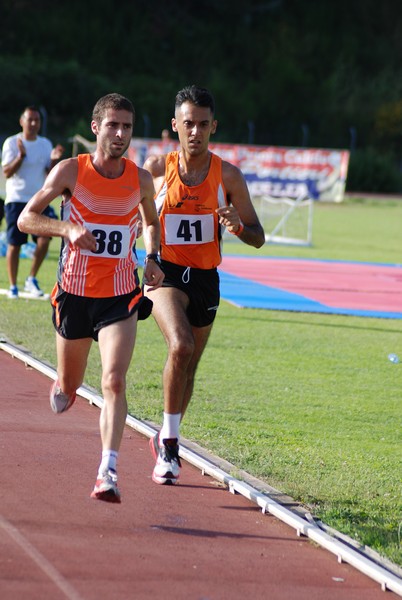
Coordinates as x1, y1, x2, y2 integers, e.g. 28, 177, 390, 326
219, 256, 402, 319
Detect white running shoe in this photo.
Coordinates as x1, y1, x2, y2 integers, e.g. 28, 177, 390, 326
150, 433, 181, 485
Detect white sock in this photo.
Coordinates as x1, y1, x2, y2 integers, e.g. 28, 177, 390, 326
98, 450, 118, 475
159, 412, 181, 441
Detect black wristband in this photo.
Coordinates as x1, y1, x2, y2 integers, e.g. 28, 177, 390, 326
145, 253, 161, 266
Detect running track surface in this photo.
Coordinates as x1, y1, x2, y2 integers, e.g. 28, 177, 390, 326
219, 256, 402, 319
0, 350, 396, 600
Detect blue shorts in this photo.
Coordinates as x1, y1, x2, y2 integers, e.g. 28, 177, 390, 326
160, 260, 220, 327
6, 202, 57, 246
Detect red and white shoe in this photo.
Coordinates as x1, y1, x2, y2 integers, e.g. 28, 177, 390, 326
90, 469, 121, 503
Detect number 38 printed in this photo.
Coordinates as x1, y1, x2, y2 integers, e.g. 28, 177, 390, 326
81, 223, 130, 259
92, 229, 123, 255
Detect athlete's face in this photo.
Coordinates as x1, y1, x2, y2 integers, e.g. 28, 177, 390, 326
172, 102, 217, 156
92, 108, 133, 158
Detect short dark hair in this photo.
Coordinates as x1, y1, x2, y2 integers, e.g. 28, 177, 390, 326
175, 85, 215, 115
20, 105, 41, 118
92, 93, 135, 125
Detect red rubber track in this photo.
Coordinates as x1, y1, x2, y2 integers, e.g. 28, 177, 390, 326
220, 256, 402, 315
0, 350, 396, 600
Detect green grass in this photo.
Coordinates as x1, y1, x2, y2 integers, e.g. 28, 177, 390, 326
0, 196, 401, 567
226, 195, 402, 264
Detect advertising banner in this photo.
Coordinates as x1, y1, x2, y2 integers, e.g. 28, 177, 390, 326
128, 139, 349, 202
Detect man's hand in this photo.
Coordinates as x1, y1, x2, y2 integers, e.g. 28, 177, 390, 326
143, 258, 164, 290
51, 144, 65, 161
216, 206, 242, 234
17, 137, 26, 159
68, 224, 97, 252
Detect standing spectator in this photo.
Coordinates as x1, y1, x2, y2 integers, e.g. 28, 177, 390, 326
143, 85, 265, 485
161, 128, 171, 143
160, 128, 176, 153
2, 105, 64, 298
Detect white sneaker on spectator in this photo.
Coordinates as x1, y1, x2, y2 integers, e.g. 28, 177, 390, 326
24, 277, 44, 297
7, 285, 18, 299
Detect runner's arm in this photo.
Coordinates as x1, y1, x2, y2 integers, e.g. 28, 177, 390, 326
17, 159, 97, 251
217, 161, 265, 248
138, 167, 164, 289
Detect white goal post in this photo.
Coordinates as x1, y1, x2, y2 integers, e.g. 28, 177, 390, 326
249, 193, 314, 246
71, 134, 96, 156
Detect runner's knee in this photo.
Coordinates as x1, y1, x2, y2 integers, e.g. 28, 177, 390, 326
101, 370, 126, 397
169, 336, 195, 362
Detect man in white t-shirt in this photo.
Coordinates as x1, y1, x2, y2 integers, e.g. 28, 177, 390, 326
1, 106, 64, 298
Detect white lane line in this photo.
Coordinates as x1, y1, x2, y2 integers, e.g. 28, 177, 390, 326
0, 288, 49, 300
0, 513, 85, 600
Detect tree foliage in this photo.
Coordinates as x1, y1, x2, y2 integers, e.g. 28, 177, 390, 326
1, 0, 402, 191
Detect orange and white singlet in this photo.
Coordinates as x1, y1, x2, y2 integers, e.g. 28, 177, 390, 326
57, 154, 141, 297
155, 151, 228, 269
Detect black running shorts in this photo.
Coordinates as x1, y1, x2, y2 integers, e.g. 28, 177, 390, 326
160, 259, 220, 327
51, 280, 152, 341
